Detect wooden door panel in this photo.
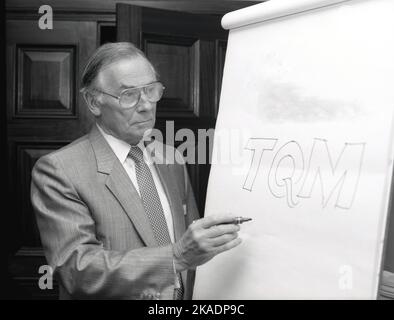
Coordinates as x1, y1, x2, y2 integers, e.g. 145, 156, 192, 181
6, 20, 96, 133
16, 45, 76, 118
144, 34, 200, 117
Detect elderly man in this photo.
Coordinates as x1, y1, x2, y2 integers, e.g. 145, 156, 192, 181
31, 42, 241, 300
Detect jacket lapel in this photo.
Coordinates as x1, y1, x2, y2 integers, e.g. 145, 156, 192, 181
106, 162, 158, 247
89, 126, 157, 247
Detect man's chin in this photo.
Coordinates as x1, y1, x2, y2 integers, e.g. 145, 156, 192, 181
126, 128, 153, 146
142, 128, 153, 139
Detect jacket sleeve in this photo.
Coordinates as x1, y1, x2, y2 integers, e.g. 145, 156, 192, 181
31, 154, 176, 299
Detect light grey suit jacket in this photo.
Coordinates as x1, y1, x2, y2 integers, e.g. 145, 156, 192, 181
31, 125, 199, 299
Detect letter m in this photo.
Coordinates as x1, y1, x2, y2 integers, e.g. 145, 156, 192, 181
297, 139, 365, 209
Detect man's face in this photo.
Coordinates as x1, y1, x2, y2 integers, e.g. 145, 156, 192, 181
94, 56, 157, 145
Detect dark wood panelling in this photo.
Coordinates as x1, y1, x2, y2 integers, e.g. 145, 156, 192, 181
16, 45, 76, 119
98, 22, 116, 45
141, 7, 227, 39
7, 1, 264, 15
215, 40, 227, 116
117, 4, 142, 46
144, 34, 199, 118
198, 40, 215, 118
6, 20, 97, 133
6, 18, 97, 299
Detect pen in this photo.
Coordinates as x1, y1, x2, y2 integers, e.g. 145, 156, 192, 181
223, 217, 252, 225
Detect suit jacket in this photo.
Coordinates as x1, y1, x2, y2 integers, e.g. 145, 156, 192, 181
31, 125, 200, 300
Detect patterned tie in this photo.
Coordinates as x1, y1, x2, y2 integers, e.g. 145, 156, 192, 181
128, 146, 184, 300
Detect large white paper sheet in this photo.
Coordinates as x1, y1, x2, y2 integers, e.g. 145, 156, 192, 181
193, 0, 394, 299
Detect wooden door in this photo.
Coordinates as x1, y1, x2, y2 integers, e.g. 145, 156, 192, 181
5, 18, 98, 299
117, 4, 228, 214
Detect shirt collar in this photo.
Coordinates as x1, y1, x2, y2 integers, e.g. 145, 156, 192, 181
96, 123, 145, 164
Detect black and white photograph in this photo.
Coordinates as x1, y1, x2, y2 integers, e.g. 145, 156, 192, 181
2, 0, 394, 304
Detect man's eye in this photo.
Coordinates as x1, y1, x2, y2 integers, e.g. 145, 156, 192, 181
123, 90, 138, 98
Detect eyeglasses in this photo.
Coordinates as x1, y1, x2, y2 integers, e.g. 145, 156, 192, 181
94, 81, 165, 109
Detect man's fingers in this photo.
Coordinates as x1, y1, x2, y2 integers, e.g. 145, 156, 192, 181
214, 237, 242, 254
205, 224, 240, 237
199, 215, 239, 229
209, 232, 239, 247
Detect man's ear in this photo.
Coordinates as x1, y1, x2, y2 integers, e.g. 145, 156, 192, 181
83, 91, 102, 117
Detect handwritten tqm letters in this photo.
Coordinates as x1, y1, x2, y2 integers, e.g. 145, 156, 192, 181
242, 138, 366, 209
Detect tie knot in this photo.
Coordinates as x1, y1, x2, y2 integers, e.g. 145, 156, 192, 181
128, 146, 144, 163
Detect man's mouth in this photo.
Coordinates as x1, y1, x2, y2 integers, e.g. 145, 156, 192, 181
135, 119, 151, 125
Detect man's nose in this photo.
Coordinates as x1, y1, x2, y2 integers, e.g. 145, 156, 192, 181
135, 90, 154, 111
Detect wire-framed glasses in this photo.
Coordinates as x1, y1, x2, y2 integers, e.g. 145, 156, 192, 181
95, 81, 165, 109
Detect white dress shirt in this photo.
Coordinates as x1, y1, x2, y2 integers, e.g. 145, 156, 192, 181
96, 124, 175, 243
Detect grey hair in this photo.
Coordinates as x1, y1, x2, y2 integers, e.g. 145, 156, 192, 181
80, 42, 158, 93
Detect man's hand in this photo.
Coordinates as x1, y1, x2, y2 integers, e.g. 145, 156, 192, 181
172, 215, 242, 272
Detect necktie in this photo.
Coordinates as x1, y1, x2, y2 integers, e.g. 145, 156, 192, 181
128, 146, 184, 300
